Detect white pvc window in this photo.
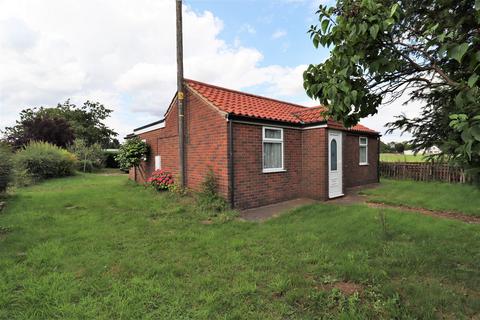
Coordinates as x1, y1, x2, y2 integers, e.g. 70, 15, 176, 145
359, 137, 368, 165
262, 127, 284, 173
155, 156, 161, 170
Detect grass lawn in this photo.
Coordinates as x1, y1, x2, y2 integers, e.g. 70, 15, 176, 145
1, 174, 479, 319
380, 153, 427, 162
362, 179, 480, 216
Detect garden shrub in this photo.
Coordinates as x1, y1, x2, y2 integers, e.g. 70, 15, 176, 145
147, 169, 174, 191
115, 137, 149, 171
197, 169, 227, 212
69, 139, 105, 172
167, 182, 188, 196
14, 141, 77, 184
0, 143, 13, 193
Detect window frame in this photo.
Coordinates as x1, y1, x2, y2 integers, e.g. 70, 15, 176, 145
330, 138, 338, 171
262, 126, 285, 173
359, 136, 368, 165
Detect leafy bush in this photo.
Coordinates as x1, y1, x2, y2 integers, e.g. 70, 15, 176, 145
69, 139, 105, 172
115, 137, 149, 171
14, 141, 77, 184
0, 143, 13, 193
147, 169, 174, 191
167, 180, 188, 196
197, 169, 227, 212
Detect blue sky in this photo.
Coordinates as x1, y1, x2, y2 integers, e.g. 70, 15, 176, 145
0, 0, 416, 142
191, 0, 328, 66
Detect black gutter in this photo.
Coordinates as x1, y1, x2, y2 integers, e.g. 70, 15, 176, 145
133, 119, 165, 132
228, 116, 235, 208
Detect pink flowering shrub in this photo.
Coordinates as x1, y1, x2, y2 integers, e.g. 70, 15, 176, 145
147, 169, 174, 191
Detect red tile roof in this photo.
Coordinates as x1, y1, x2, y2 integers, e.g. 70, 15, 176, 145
185, 79, 378, 134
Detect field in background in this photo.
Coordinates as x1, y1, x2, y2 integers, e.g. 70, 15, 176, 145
380, 153, 427, 162
0, 174, 479, 319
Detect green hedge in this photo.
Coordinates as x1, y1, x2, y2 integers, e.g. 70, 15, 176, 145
14, 141, 77, 184
0, 144, 13, 193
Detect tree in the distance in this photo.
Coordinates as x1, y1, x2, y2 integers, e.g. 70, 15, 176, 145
4, 115, 75, 149
3, 100, 118, 149
304, 0, 480, 181
394, 143, 405, 154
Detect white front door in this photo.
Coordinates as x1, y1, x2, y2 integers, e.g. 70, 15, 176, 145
328, 130, 343, 198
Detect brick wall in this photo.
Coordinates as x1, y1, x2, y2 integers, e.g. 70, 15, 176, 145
343, 133, 379, 188
130, 101, 179, 184
302, 128, 328, 200
232, 123, 303, 209
131, 89, 229, 199
185, 90, 229, 198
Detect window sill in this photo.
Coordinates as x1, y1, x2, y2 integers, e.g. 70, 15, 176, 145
359, 163, 369, 166
262, 169, 287, 174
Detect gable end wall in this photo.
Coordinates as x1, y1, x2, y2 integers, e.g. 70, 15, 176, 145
130, 89, 229, 200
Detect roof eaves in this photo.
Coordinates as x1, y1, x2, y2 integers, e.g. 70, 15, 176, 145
184, 82, 228, 117
133, 119, 165, 132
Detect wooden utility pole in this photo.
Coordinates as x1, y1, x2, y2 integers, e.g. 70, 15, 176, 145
176, 0, 185, 187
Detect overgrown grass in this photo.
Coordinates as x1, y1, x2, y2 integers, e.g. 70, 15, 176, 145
0, 174, 479, 319
362, 179, 480, 216
380, 153, 427, 162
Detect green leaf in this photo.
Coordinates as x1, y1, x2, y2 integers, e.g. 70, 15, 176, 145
390, 3, 399, 17
438, 32, 446, 42
461, 128, 472, 143
369, 25, 379, 39
472, 126, 480, 141
448, 43, 469, 63
384, 18, 395, 27
468, 74, 479, 87
321, 19, 329, 34
313, 35, 319, 48
360, 23, 368, 35
454, 93, 465, 107
351, 90, 358, 101
476, 0, 480, 10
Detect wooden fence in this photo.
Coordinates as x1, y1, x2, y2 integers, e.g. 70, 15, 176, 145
380, 162, 468, 183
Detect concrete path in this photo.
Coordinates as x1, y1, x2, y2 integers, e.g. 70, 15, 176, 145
239, 198, 318, 221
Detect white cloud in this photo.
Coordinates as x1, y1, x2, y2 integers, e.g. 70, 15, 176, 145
0, 0, 421, 142
272, 29, 287, 39
0, 0, 309, 140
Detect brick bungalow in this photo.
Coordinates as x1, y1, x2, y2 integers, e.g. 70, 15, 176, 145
129, 79, 380, 209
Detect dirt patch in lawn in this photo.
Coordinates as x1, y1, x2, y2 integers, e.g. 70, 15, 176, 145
0, 226, 12, 240
316, 281, 365, 296
367, 202, 480, 224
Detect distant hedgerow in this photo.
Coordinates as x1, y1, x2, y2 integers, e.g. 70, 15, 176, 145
0, 143, 13, 192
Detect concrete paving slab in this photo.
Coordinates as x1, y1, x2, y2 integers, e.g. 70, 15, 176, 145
239, 198, 318, 221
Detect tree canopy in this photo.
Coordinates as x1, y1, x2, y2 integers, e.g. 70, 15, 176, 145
304, 0, 480, 179
3, 100, 119, 149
